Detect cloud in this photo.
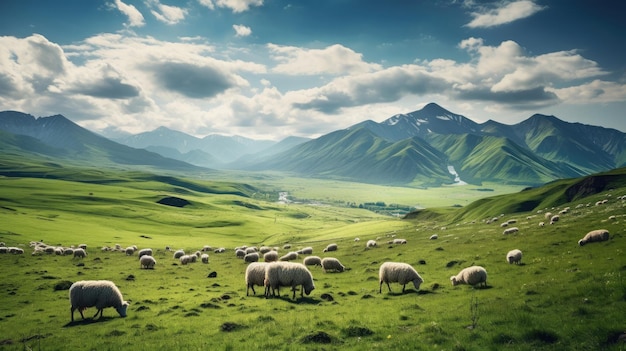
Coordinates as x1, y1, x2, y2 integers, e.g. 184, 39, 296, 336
111, 0, 145, 27
147, 0, 187, 25
64, 63, 141, 99
198, 0, 263, 13
466, 0, 546, 28
550, 80, 626, 104
149, 61, 242, 98
233, 24, 252, 37
268, 44, 383, 76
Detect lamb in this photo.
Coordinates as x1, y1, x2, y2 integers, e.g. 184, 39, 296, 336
264, 262, 315, 299
263, 251, 278, 262
450, 266, 488, 287
140, 255, 156, 269
379, 262, 423, 293
321, 257, 345, 273
366, 240, 377, 248
323, 243, 338, 252
303, 256, 322, 267
506, 249, 523, 264
69, 280, 129, 321
279, 251, 298, 261
138, 248, 153, 258
503, 227, 519, 235
245, 262, 268, 296
73, 248, 87, 259
244, 252, 260, 263
201, 253, 209, 264
578, 229, 610, 246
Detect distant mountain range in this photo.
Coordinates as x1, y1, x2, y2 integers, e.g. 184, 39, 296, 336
1, 103, 624, 186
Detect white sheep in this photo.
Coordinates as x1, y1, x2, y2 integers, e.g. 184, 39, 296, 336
323, 243, 338, 252
244, 252, 260, 263
138, 248, 153, 258
245, 262, 268, 296
450, 266, 488, 287
354, 237, 360, 242
173, 249, 185, 259
321, 257, 345, 273
140, 255, 156, 269
378, 262, 423, 293
201, 253, 209, 264
279, 251, 298, 261
578, 229, 610, 246
429, 234, 438, 240
179, 254, 195, 265
264, 262, 315, 299
69, 280, 129, 321
235, 249, 246, 259
303, 256, 322, 267
366, 240, 377, 248
503, 227, 519, 235
125, 247, 135, 256
297, 247, 313, 255
506, 249, 523, 264
73, 248, 87, 259
263, 251, 278, 262
550, 215, 559, 224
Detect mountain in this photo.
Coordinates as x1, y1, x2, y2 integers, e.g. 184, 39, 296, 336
0, 111, 204, 171
114, 127, 277, 166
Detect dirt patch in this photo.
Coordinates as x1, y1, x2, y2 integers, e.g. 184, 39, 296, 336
157, 196, 191, 208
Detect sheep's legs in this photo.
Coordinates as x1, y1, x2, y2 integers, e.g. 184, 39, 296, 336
93, 308, 103, 319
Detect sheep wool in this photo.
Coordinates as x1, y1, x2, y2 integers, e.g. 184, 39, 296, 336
263, 251, 279, 262
578, 229, 610, 246
450, 266, 488, 287
201, 253, 209, 264
279, 251, 298, 261
245, 262, 268, 296
503, 227, 519, 235
69, 280, 129, 321
366, 240, 377, 248
73, 248, 87, 259
303, 256, 322, 267
322, 243, 338, 252
173, 249, 185, 259
138, 248, 153, 258
321, 257, 345, 273
244, 252, 260, 263
379, 262, 423, 293
140, 255, 156, 269
506, 249, 523, 264
264, 262, 315, 299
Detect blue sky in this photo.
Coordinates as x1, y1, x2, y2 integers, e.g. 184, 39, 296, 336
0, 0, 624, 140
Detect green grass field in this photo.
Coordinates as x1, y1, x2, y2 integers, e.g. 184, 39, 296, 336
0, 169, 624, 351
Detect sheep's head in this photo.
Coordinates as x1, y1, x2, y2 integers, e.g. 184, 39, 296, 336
578, 239, 585, 246
450, 276, 459, 286
412, 279, 422, 291
116, 301, 130, 317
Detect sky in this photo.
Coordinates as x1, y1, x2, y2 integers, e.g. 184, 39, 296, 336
0, 0, 625, 140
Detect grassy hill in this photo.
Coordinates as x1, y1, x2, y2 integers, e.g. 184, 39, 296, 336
0, 165, 624, 350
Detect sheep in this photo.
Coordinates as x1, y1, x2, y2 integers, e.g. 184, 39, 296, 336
506, 249, 523, 264
354, 237, 360, 242
429, 234, 438, 240
235, 249, 246, 259
303, 256, 322, 267
78, 244, 87, 250
125, 247, 135, 256
179, 255, 194, 265
578, 229, 610, 246
201, 245, 212, 252
503, 227, 519, 235
138, 248, 153, 258
0, 247, 7, 254
544, 212, 553, 220
450, 266, 488, 288
140, 255, 156, 269
323, 243, 338, 252
263, 251, 279, 262
550, 215, 560, 224
244, 252, 260, 263
539, 222, 545, 227
264, 262, 315, 299
173, 249, 185, 259
245, 262, 268, 296
69, 280, 129, 321
366, 240, 377, 248
214, 247, 225, 253
259, 246, 272, 254
73, 248, 87, 259
297, 247, 313, 255
321, 257, 345, 273
201, 253, 209, 264
279, 251, 298, 261
378, 262, 423, 293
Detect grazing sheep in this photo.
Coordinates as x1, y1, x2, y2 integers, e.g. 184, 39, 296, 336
429, 234, 438, 240
578, 229, 610, 246
245, 247, 257, 254
264, 262, 315, 299
125, 247, 135, 256
244, 252, 260, 263
354, 237, 360, 242
297, 247, 313, 255
78, 244, 87, 250
263, 251, 279, 262
550, 215, 560, 224
73, 248, 87, 259
279, 251, 298, 261
214, 247, 226, 253
235, 249, 246, 259
500, 222, 509, 228
366, 240, 377, 248
245, 262, 268, 296
138, 248, 152, 258
503, 227, 519, 235
303, 256, 322, 267
450, 266, 488, 287
323, 243, 338, 253
378, 262, 423, 293
544, 212, 553, 220
259, 246, 272, 254
179, 255, 194, 265
539, 222, 545, 227
0, 247, 8, 254
321, 257, 345, 273
608, 215, 616, 220
201, 245, 212, 252
173, 249, 185, 259
201, 253, 209, 264
69, 280, 129, 321
506, 249, 523, 264
140, 255, 156, 269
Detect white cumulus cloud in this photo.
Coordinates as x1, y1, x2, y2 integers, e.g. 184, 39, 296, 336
111, 0, 145, 27
198, 0, 263, 13
466, 0, 546, 28
147, 0, 187, 25
233, 24, 252, 37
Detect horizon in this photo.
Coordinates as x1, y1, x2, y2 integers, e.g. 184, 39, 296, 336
0, 1, 625, 140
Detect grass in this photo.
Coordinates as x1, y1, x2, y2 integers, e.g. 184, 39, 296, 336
0, 168, 625, 350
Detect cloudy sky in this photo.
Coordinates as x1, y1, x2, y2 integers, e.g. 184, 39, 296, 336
0, 0, 624, 140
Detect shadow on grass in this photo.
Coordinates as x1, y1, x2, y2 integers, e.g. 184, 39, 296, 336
383, 289, 433, 296
63, 316, 114, 327
266, 295, 320, 304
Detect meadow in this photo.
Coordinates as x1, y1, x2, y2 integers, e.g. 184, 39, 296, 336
0, 169, 624, 351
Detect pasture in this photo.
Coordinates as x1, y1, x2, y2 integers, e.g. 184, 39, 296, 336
0, 173, 625, 350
